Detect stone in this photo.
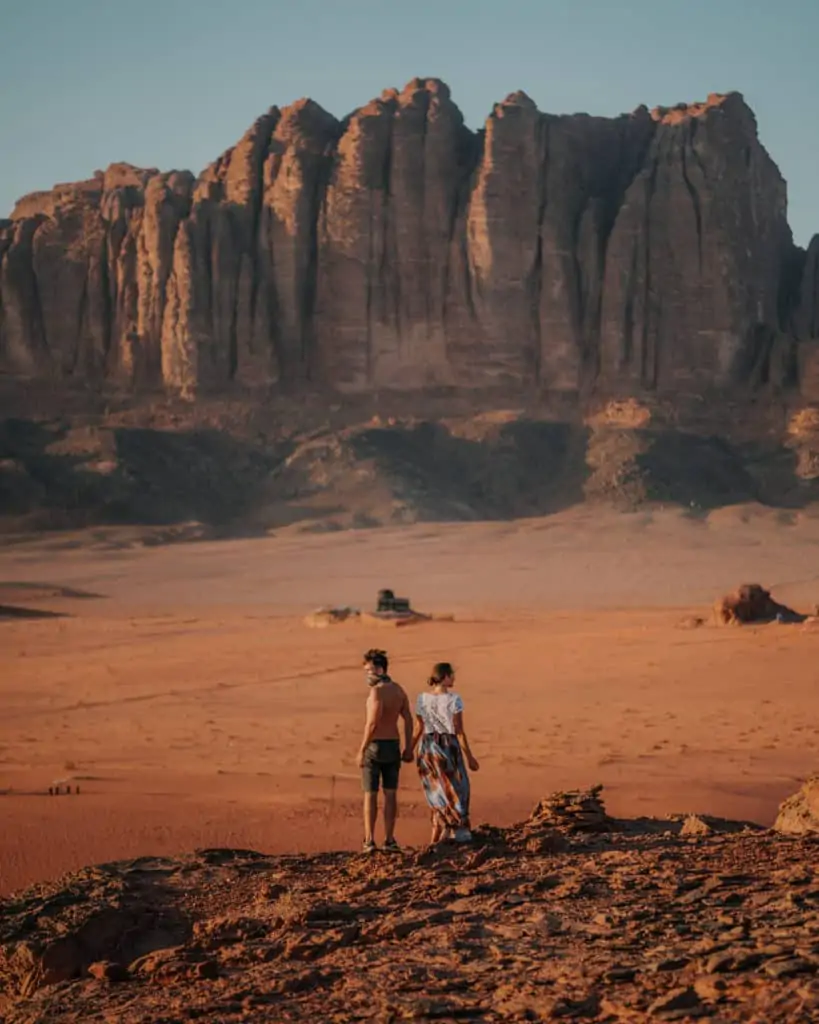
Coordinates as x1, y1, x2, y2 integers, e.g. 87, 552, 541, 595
763, 957, 817, 978
693, 975, 728, 1001
704, 952, 736, 973
128, 947, 186, 977
651, 957, 691, 973
774, 777, 819, 835
379, 909, 453, 940
605, 966, 637, 983
648, 985, 702, 1016
704, 949, 762, 973
681, 815, 714, 836
87, 961, 129, 983
195, 959, 219, 980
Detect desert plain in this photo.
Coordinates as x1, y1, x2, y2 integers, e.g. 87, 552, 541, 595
1, 504, 818, 896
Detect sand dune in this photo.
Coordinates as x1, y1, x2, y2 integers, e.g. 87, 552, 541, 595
1, 505, 818, 895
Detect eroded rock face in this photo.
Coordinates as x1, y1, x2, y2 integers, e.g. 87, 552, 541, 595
315, 79, 474, 390
601, 95, 792, 390
796, 236, 819, 341
795, 237, 819, 399
0, 82, 813, 398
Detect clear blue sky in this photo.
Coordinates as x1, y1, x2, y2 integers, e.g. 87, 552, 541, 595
1, 0, 817, 244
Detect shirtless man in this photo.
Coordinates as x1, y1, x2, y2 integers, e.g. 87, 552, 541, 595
356, 649, 413, 853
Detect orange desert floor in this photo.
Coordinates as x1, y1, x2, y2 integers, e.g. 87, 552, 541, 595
1, 505, 818, 895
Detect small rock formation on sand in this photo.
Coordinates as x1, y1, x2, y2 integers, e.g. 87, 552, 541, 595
678, 813, 758, 836
365, 587, 431, 626
304, 589, 436, 628
302, 606, 359, 628
713, 583, 805, 625
774, 776, 819, 835
529, 784, 613, 832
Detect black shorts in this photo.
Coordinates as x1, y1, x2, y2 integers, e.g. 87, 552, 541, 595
361, 739, 401, 793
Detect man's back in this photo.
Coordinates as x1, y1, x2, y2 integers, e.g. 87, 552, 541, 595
369, 679, 409, 739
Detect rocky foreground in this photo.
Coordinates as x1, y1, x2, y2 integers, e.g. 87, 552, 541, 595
2, 787, 819, 1023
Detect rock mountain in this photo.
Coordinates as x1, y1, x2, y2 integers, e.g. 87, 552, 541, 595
2, 78, 819, 399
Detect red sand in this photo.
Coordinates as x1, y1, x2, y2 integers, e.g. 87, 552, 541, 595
1, 506, 818, 895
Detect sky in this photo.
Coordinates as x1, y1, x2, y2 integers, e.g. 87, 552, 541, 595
1, 0, 818, 244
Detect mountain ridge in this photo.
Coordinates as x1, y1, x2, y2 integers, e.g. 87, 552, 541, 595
2, 79, 817, 402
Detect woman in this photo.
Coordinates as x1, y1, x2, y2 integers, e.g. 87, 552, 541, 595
412, 662, 479, 844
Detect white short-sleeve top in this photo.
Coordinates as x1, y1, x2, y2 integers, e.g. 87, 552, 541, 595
416, 691, 464, 734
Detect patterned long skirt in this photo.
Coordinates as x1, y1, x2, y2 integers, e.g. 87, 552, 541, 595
416, 732, 471, 831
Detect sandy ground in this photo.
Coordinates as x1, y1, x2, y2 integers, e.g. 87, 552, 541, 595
1, 504, 819, 896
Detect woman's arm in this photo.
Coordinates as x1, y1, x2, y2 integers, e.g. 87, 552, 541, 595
452, 710, 479, 771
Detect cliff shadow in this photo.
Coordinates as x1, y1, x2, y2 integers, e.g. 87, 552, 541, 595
0, 418, 287, 533
3, 413, 819, 538
636, 431, 819, 511
347, 420, 588, 521
107, 428, 285, 527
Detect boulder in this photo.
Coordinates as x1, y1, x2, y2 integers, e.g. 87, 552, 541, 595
713, 583, 804, 625
774, 777, 819, 835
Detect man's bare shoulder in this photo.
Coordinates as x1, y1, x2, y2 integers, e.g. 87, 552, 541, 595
389, 680, 410, 703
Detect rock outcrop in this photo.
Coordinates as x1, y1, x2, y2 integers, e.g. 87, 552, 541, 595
775, 776, 819, 835
1, 81, 816, 399
713, 583, 805, 626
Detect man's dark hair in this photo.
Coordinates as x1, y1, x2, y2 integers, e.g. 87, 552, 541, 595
363, 648, 389, 673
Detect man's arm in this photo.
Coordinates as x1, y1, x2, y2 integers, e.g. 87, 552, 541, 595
356, 690, 382, 767
409, 714, 424, 759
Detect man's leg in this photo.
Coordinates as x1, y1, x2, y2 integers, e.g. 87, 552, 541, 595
383, 789, 398, 842
382, 751, 401, 846
363, 791, 378, 844
361, 749, 379, 848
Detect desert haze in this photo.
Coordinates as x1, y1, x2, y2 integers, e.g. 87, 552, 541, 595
1, 504, 818, 896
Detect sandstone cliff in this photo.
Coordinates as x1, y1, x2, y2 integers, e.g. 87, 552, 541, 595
1, 80, 816, 398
